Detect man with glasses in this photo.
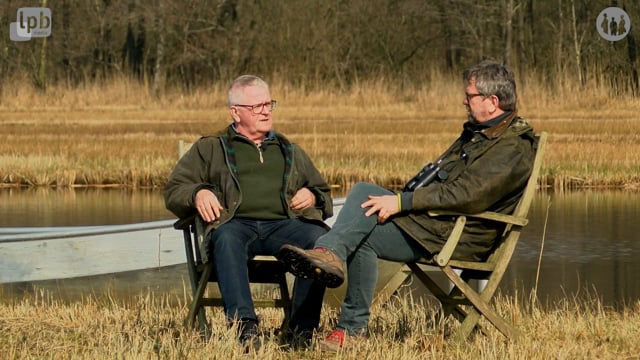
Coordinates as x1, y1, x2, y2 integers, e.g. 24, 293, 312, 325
164, 75, 333, 351
277, 60, 538, 352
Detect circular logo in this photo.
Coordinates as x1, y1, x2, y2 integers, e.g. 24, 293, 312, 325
597, 7, 631, 42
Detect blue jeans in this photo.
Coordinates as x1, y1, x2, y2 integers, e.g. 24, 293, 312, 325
209, 217, 327, 333
316, 182, 430, 335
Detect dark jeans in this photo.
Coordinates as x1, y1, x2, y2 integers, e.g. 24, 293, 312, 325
316, 182, 431, 335
209, 217, 327, 333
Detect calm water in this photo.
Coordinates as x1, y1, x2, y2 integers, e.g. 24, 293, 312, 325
1, 187, 638, 308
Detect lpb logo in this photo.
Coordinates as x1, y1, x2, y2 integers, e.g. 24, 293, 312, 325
10, 7, 52, 42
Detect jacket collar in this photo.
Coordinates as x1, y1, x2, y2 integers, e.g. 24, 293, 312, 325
229, 123, 277, 142
464, 111, 517, 140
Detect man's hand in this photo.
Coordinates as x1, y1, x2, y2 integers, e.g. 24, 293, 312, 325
195, 189, 224, 222
289, 187, 316, 211
361, 194, 399, 223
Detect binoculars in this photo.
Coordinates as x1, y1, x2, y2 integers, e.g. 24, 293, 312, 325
403, 162, 449, 192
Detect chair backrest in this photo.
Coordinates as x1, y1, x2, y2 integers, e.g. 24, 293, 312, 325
484, 131, 547, 267
178, 140, 193, 159
510, 132, 547, 222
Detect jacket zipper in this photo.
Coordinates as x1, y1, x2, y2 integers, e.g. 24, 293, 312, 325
256, 143, 264, 163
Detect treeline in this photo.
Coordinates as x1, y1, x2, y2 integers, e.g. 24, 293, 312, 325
1, 0, 638, 96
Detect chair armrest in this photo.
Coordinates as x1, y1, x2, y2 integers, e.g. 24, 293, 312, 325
173, 214, 197, 230
433, 215, 467, 266
429, 209, 528, 267
428, 210, 528, 227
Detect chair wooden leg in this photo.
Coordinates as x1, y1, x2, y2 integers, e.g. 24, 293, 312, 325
372, 264, 411, 307
454, 307, 485, 341
407, 262, 446, 298
278, 273, 292, 330
406, 263, 468, 324
442, 266, 520, 340
442, 302, 469, 325
185, 263, 213, 331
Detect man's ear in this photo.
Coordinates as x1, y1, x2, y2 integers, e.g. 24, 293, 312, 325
489, 95, 501, 112
229, 107, 240, 123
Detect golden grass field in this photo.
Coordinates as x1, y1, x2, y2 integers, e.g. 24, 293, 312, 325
1, 288, 638, 359
1, 75, 640, 192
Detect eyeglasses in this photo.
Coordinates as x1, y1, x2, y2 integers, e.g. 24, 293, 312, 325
465, 92, 486, 102
233, 100, 277, 114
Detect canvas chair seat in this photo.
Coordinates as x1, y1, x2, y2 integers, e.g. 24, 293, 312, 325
379, 131, 547, 341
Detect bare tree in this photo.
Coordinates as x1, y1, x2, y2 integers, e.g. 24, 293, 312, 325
570, 0, 584, 86
502, 0, 515, 65
152, 0, 166, 97
34, 0, 49, 91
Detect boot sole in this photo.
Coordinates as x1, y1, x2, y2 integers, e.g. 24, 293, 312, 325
277, 246, 344, 288
318, 341, 342, 352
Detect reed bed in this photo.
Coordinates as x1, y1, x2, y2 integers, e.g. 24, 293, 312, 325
1, 76, 640, 191
0, 288, 638, 359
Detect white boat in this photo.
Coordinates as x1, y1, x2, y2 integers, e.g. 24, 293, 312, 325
0, 220, 185, 283
0, 198, 346, 284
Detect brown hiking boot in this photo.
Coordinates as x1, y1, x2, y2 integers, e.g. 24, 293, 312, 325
277, 245, 345, 288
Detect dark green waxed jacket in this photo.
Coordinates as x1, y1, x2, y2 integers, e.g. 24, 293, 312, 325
393, 114, 537, 261
164, 125, 333, 236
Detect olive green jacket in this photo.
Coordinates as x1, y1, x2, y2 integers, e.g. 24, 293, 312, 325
393, 114, 537, 261
164, 126, 333, 236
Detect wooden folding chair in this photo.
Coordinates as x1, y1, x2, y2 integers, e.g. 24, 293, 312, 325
174, 215, 292, 335
394, 132, 547, 341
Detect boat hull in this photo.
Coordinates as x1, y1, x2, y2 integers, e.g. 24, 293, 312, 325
0, 220, 184, 283
1, 199, 346, 284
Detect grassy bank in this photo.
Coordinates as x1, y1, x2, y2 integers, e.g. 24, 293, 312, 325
1, 76, 640, 191
1, 289, 638, 359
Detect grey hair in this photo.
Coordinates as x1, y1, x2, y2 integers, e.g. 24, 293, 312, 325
463, 60, 517, 112
227, 75, 270, 107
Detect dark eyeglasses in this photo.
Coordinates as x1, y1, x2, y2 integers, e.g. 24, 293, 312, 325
465, 93, 486, 102
233, 100, 277, 114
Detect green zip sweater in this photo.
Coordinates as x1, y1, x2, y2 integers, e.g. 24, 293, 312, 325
233, 136, 287, 219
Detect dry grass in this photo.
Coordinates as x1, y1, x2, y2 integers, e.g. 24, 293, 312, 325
1, 76, 640, 191
1, 289, 639, 359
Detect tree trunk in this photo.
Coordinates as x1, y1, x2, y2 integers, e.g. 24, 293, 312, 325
502, 0, 514, 66
526, 0, 537, 68
555, 0, 565, 82
152, 0, 165, 98
570, 0, 583, 86
517, 0, 527, 76
61, 0, 72, 85
35, 0, 48, 91
626, 29, 638, 95
436, 1, 454, 71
